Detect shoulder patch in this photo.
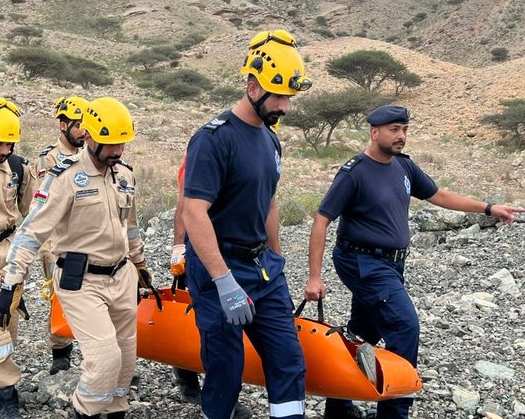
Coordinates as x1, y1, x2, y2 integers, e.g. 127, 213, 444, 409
202, 110, 232, 132
340, 155, 363, 173
39, 145, 56, 157
49, 157, 79, 177
397, 153, 411, 159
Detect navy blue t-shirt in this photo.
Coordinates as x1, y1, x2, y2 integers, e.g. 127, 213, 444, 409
319, 153, 438, 249
184, 111, 281, 245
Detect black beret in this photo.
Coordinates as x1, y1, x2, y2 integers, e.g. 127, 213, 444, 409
367, 105, 410, 126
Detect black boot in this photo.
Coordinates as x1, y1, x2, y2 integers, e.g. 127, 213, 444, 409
0, 385, 20, 419
172, 367, 201, 403
107, 412, 126, 418
233, 402, 252, 419
73, 408, 100, 418
324, 398, 364, 418
50, 343, 73, 375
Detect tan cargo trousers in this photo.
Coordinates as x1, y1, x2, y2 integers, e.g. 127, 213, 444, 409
39, 240, 72, 350
0, 236, 21, 389
54, 260, 138, 416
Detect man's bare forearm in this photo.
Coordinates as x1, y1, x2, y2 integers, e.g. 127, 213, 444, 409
265, 199, 281, 254
173, 198, 186, 245
428, 188, 486, 213
308, 213, 330, 280
182, 198, 228, 278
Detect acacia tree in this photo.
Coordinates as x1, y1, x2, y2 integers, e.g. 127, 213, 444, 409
327, 50, 406, 92
393, 70, 422, 96
482, 99, 525, 147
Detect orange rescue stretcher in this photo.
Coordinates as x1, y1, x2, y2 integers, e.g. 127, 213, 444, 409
50, 288, 422, 401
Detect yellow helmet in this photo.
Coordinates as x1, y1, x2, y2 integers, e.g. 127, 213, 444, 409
80, 97, 135, 144
54, 96, 89, 121
240, 29, 312, 96
0, 98, 21, 143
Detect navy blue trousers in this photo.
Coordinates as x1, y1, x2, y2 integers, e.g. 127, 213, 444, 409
186, 244, 305, 419
326, 247, 419, 419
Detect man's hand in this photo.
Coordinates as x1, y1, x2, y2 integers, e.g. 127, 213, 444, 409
490, 204, 525, 224
0, 284, 28, 329
304, 276, 327, 301
135, 261, 162, 310
214, 271, 255, 325
170, 244, 186, 276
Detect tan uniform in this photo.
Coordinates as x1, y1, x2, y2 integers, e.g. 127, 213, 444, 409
0, 156, 36, 389
3, 148, 144, 415
35, 140, 80, 350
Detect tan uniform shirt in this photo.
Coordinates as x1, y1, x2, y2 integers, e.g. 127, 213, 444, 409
4, 148, 144, 285
0, 157, 36, 232
36, 139, 80, 182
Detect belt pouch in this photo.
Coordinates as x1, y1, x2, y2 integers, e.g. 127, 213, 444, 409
59, 252, 88, 291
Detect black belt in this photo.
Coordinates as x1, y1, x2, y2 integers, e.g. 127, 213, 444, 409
336, 239, 409, 263
56, 257, 128, 276
0, 226, 16, 242
219, 242, 267, 260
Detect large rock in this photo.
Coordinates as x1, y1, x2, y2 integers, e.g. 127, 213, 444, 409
452, 386, 480, 411
489, 268, 521, 297
37, 368, 79, 409
513, 400, 525, 416
411, 231, 440, 249
474, 361, 515, 380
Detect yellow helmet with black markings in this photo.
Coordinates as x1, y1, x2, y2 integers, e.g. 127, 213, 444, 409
81, 97, 135, 144
0, 98, 21, 143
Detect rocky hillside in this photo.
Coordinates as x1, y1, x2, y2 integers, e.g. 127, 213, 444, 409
13, 208, 525, 418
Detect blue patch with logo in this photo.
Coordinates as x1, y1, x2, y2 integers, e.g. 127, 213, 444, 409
73, 171, 89, 187
404, 175, 411, 195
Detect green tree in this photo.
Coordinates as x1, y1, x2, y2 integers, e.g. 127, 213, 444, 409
482, 99, 525, 147
285, 101, 329, 154
327, 50, 406, 92
7, 25, 43, 45
490, 47, 509, 62
127, 49, 166, 71
7, 47, 112, 88
393, 70, 423, 96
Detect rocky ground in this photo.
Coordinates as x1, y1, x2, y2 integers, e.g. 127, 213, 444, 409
11, 207, 525, 419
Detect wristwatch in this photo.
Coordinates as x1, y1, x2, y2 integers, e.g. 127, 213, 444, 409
484, 203, 493, 216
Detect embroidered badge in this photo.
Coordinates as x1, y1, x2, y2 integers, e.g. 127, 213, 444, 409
34, 190, 48, 204
73, 171, 89, 187
275, 150, 281, 175
404, 175, 411, 195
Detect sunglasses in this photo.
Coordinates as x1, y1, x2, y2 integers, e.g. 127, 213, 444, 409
0, 98, 21, 117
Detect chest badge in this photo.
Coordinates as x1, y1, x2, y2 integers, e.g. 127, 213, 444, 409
73, 171, 89, 187
404, 175, 411, 195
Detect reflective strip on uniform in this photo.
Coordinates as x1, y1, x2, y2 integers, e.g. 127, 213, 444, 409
0, 341, 14, 362
6, 175, 56, 276
77, 381, 130, 402
113, 387, 129, 397
127, 227, 140, 241
269, 400, 305, 417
